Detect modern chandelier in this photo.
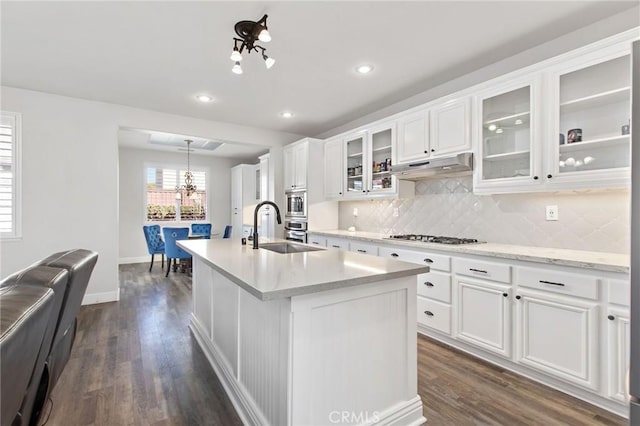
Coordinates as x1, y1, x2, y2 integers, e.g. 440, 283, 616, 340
230, 14, 275, 75
176, 140, 197, 197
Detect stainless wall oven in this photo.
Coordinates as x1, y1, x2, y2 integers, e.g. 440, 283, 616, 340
285, 190, 307, 218
284, 219, 307, 243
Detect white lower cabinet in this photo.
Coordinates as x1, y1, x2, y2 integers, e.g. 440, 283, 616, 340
455, 277, 511, 358
606, 307, 630, 402
417, 297, 451, 335
514, 289, 599, 390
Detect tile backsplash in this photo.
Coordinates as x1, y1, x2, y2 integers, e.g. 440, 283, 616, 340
338, 177, 630, 254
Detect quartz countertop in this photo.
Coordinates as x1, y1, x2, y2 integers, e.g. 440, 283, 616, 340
308, 230, 630, 274
178, 238, 429, 301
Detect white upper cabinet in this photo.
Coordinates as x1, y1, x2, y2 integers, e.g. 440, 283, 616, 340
430, 97, 471, 156
545, 49, 631, 190
395, 110, 429, 164
284, 141, 309, 191
324, 138, 344, 198
474, 76, 543, 194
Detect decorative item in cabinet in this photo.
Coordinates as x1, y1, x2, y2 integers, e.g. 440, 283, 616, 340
555, 54, 630, 176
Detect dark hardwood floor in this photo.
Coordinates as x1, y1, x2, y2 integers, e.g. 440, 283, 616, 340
45, 263, 625, 425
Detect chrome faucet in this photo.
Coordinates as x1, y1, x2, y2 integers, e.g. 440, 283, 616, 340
253, 201, 282, 249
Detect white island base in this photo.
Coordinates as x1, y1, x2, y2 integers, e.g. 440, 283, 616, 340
189, 257, 425, 426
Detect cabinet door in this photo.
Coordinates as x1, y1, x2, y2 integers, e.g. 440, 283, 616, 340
344, 132, 366, 197
324, 138, 344, 198
456, 277, 511, 358
607, 308, 630, 402
515, 289, 598, 390
294, 143, 308, 190
368, 123, 395, 195
396, 110, 429, 164
430, 98, 471, 156
547, 51, 631, 190
283, 146, 295, 191
474, 78, 542, 194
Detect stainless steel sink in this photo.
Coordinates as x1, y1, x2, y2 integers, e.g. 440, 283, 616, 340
259, 242, 325, 254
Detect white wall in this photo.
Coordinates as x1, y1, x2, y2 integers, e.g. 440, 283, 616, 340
118, 146, 235, 262
0, 86, 300, 304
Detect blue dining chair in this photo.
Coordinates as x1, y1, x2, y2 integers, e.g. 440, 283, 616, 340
142, 225, 165, 272
223, 225, 232, 239
162, 227, 191, 277
191, 223, 212, 239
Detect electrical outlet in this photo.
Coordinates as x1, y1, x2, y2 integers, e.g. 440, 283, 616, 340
393, 207, 399, 217
546, 205, 559, 221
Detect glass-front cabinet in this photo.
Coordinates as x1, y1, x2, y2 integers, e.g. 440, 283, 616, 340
546, 50, 631, 189
474, 77, 542, 193
344, 123, 397, 198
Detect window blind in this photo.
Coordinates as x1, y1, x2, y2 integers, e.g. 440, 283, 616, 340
0, 113, 16, 236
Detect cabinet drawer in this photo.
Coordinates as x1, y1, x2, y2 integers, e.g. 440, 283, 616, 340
379, 247, 451, 272
516, 267, 598, 300
349, 241, 379, 256
417, 297, 451, 335
417, 271, 451, 303
326, 237, 348, 250
608, 278, 630, 307
307, 235, 327, 247
454, 258, 511, 283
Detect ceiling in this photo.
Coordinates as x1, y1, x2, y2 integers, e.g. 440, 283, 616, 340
118, 128, 270, 159
1, 1, 637, 138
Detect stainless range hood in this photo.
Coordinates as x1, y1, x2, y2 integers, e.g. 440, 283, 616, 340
390, 152, 473, 181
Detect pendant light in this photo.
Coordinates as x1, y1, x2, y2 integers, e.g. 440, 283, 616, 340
176, 140, 197, 197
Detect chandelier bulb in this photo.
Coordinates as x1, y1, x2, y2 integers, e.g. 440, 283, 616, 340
232, 61, 243, 75
230, 47, 242, 62
264, 56, 276, 69
258, 29, 271, 43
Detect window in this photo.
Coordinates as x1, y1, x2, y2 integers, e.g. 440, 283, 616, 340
0, 112, 21, 238
145, 166, 207, 221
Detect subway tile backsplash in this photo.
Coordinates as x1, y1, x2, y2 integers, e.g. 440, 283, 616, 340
338, 177, 630, 254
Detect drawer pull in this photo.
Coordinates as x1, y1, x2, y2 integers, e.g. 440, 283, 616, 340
469, 268, 487, 274
424, 258, 433, 264
424, 282, 434, 287
608, 315, 615, 321
424, 310, 434, 317
357, 249, 367, 253
311, 242, 319, 245
391, 253, 399, 257
331, 245, 340, 248
503, 292, 508, 297
539, 280, 565, 287
515, 295, 521, 300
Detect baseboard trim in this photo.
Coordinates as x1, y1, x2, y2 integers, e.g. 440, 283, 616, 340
118, 256, 149, 265
189, 315, 269, 426
82, 289, 120, 305
376, 395, 426, 426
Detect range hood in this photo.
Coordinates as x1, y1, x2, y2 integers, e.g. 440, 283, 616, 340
390, 152, 473, 181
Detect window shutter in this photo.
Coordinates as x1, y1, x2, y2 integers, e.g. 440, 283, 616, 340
0, 113, 17, 236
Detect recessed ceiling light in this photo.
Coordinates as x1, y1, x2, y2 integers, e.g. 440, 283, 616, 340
196, 94, 214, 102
280, 111, 294, 118
356, 64, 374, 74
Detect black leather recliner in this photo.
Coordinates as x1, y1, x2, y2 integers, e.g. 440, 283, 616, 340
0, 283, 54, 426
0, 249, 98, 426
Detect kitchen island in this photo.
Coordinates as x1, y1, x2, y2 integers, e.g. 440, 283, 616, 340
178, 238, 429, 426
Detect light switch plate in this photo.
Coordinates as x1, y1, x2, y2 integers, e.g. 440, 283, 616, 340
546, 205, 559, 221
393, 207, 399, 217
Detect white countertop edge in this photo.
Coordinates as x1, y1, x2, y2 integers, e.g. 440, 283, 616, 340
178, 240, 430, 301
308, 230, 630, 274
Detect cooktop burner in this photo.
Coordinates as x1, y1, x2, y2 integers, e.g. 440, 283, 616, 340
385, 234, 483, 245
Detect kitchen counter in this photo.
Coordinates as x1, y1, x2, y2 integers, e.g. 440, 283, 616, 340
308, 230, 630, 273
178, 238, 428, 300
178, 237, 427, 426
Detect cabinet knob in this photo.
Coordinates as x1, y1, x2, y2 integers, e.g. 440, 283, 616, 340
339, 192, 342, 195
533, 176, 539, 180
424, 310, 434, 317
431, 149, 435, 152
503, 292, 508, 297
547, 174, 553, 179
515, 295, 521, 300
362, 190, 366, 193
608, 315, 615, 321
424, 282, 434, 287
424, 150, 428, 154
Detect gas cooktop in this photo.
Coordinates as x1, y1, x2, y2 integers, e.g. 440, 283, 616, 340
385, 234, 484, 245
